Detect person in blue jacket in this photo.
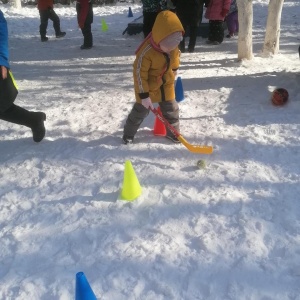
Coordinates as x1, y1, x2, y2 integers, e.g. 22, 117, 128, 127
0, 10, 46, 142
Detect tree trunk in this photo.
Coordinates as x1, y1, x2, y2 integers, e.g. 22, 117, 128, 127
262, 0, 284, 56
14, 0, 22, 9
236, 0, 253, 60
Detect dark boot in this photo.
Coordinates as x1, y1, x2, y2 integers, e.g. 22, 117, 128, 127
122, 135, 134, 145
80, 45, 93, 50
41, 36, 49, 42
0, 104, 46, 142
56, 31, 66, 38
31, 112, 46, 142
165, 133, 180, 143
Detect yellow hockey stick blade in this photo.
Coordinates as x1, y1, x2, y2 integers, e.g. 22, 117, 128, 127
178, 135, 213, 155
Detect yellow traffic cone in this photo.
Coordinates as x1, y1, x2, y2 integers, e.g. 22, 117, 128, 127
101, 19, 108, 32
120, 160, 142, 201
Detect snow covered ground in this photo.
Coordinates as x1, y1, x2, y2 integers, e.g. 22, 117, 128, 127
0, 0, 300, 299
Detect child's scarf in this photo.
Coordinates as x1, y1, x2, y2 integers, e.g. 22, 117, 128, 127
135, 32, 164, 54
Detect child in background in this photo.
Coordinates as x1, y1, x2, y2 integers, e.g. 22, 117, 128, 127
122, 10, 184, 144
0, 10, 46, 142
205, 0, 231, 45
76, 0, 93, 49
225, 0, 238, 38
37, 0, 66, 42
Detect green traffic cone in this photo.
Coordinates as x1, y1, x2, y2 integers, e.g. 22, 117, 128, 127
101, 19, 108, 32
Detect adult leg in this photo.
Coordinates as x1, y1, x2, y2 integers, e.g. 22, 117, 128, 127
48, 8, 65, 37
123, 103, 149, 143
81, 24, 93, 48
0, 104, 46, 142
207, 20, 214, 43
188, 25, 198, 52
179, 37, 186, 53
39, 10, 49, 41
179, 21, 187, 52
142, 11, 158, 38
48, 8, 60, 36
81, 4, 93, 49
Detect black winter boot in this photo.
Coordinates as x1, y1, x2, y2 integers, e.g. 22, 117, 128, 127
122, 135, 134, 145
0, 104, 46, 142
80, 45, 93, 50
166, 132, 180, 143
31, 112, 46, 142
41, 36, 49, 42
56, 32, 66, 38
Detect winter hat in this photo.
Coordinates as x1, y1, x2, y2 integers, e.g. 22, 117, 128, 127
159, 31, 183, 52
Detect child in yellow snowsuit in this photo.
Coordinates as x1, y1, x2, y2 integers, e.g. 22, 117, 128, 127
123, 10, 184, 144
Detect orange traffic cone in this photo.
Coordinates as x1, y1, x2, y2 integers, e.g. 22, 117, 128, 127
153, 106, 166, 136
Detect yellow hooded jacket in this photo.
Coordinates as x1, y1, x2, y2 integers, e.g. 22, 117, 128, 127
133, 10, 184, 103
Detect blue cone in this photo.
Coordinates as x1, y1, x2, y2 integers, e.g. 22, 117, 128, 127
128, 7, 133, 17
175, 76, 184, 102
75, 272, 97, 300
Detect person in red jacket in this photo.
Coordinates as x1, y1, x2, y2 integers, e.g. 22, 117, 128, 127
76, 0, 93, 49
37, 0, 66, 42
205, 0, 231, 45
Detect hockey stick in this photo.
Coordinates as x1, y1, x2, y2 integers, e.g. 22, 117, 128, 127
150, 107, 213, 155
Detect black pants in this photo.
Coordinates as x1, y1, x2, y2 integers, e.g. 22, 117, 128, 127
0, 71, 18, 112
76, 3, 93, 47
180, 23, 198, 51
208, 20, 224, 43
39, 8, 61, 37
0, 104, 37, 128
0, 73, 46, 142
143, 11, 159, 38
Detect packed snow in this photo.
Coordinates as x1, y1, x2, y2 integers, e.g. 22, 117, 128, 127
0, 0, 300, 299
